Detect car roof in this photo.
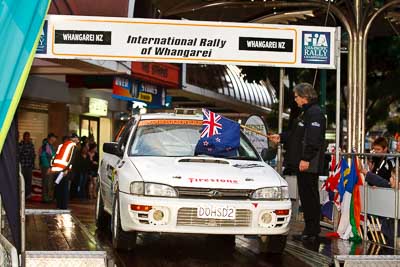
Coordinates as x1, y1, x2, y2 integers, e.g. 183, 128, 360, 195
138, 112, 202, 121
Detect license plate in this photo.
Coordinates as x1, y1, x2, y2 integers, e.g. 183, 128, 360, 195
197, 205, 236, 220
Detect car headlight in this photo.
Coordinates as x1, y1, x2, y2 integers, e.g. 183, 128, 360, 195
281, 186, 289, 199
130, 182, 178, 198
130, 182, 144, 195
251, 186, 289, 200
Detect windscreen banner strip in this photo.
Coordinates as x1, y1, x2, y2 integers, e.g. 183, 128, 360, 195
138, 119, 202, 126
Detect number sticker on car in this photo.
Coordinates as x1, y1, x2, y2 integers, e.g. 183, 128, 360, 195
197, 205, 236, 220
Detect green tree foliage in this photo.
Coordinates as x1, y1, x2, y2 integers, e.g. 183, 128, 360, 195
366, 36, 400, 133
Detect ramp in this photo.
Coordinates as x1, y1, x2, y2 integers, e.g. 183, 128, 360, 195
334, 255, 400, 267
25, 209, 109, 267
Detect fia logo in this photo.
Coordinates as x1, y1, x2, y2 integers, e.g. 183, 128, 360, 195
304, 33, 328, 47
301, 31, 330, 64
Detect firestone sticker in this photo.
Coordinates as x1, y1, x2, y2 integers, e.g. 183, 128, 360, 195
301, 31, 330, 64
188, 178, 239, 184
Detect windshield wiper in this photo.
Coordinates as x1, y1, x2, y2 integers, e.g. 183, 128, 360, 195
227, 156, 258, 161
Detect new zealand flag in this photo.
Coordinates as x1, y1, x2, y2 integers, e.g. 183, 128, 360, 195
194, 109, 240, 157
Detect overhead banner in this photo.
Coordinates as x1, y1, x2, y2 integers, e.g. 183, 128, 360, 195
36, 15, 338, 69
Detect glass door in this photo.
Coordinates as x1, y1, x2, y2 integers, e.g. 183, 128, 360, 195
80, 116, 100, 145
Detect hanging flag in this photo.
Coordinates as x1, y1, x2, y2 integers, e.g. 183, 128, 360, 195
0, 0, 51, 253
336, 156, 360, 240
321, 151, 336, 220
194, 109, 240, 157
349, 156, 363, 242
337, 157, 351, 203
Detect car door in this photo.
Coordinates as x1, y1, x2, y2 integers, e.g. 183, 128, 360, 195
101, 118, 135, 211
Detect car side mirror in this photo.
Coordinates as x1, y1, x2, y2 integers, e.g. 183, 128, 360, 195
261, 147, 277, 161
103, 142, 123, 157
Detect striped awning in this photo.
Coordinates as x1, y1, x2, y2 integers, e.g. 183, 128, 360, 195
186, 64, 277, 109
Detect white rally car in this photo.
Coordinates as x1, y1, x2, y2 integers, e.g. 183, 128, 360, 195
96, 112, 291, 253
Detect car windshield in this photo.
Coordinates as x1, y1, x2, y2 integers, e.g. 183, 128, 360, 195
128, 123, 260, 160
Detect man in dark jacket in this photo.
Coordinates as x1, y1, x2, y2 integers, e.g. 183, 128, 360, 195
270, 82, 326, 241
19, 131, 35, 199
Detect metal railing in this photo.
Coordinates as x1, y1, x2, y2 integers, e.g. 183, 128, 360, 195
0, 233, 19, 267
331, 152, 400, 250
0, 195, 19, 267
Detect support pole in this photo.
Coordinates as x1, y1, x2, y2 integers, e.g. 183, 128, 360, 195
335, 27, 341, 232
395, 156, 399, 250
20, 170, 25, 267
335, 27, 341, 164
277, 68, 285, 174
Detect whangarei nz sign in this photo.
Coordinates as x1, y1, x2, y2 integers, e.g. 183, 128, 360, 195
36, 15, 338, 69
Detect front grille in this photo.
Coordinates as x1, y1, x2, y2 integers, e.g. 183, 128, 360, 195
175, 187, 254, 200
177, 208, 252, 227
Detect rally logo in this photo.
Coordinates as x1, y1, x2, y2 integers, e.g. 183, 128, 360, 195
36, 20, 48, 54
301, 31, 330, 64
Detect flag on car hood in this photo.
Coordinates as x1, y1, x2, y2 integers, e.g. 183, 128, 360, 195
194, 109, 240, 157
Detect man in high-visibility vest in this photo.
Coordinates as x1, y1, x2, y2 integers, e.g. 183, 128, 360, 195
51, 133, 79, 209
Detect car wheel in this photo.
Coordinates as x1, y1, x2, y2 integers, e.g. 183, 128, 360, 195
95, 186, 109, 230
258, 235, 287, 254
111, 194, 136, 251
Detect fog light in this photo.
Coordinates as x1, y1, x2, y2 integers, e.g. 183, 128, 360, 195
259, 211, 276, 228
153, 210, 164, 221
261, 212, 272, 224
148, 207, 169, 225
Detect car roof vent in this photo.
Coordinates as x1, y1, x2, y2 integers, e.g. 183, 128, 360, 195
178, 158, 229, 164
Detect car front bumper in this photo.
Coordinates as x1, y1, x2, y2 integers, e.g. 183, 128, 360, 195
118, 191, 291, 235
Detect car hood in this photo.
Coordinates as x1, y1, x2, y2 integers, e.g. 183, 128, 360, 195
129, 157, 285, 189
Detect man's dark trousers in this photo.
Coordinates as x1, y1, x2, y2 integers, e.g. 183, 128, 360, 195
55, 173, 70, 209
297, 171, 321, 235
21, 166, 32, 197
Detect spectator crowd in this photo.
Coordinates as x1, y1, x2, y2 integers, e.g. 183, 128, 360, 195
18, 131, 99, 208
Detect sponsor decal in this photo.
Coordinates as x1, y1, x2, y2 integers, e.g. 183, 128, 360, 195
188, 177, 239, 184
302, 31, 330, 64
36, 20, 48, 54
233, 163, 264, 169
243, 115, 269, 154
138, 119, 202, 126
238, 37, 293, 52
55, 30, 111, 45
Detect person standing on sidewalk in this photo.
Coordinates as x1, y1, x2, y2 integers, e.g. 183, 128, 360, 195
51, 133, 79, 209
19, 131, 35, 199
269, 82, 326, 241
39, 133, 57, 203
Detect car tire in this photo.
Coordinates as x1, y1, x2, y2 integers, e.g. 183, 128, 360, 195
95, 186, 108, 230
111, 194, 136, 251
258, 235, 287, 254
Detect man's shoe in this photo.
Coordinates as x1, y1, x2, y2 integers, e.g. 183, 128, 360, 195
297, 234, 318, 241
303, 234, 318, 241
